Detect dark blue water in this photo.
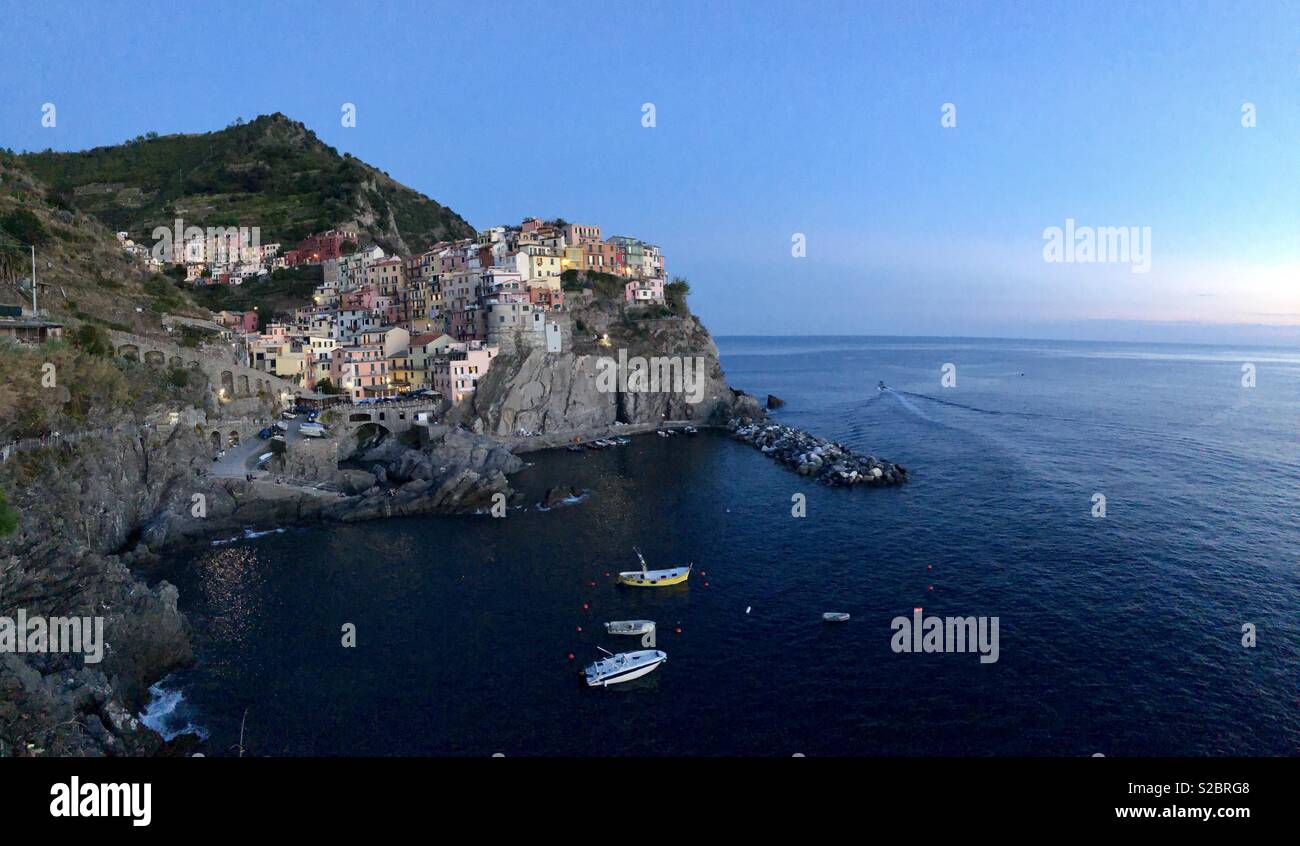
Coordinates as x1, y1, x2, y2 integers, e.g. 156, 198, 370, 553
146, 337, 1300, 756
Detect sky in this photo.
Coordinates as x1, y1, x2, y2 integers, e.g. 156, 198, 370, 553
1, 0, 1297, 344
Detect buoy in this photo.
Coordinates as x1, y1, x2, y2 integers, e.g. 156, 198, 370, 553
746, 606, 751, 614
576, 626, 583, 632
927, 565, 933, 571
603, 571, 610, 577
928, 585, 934, 591
703, 581, 710, 587
567, 653, 574, 660
582, 602, 589, 610
675, 627, 682, 634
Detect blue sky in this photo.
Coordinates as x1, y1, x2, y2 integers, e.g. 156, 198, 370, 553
2, 0, 1296, 343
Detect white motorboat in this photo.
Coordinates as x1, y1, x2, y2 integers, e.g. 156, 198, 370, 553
584, 648, 667, 687
604, 620, 656, 636
656, 430, 671, 438
822, 612, 851, 622
683, 426, 698, 434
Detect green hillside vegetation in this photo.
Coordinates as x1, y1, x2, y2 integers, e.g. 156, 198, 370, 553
0, 155, 207, 338
19, 113, 475, 254
189, 265, 324, 327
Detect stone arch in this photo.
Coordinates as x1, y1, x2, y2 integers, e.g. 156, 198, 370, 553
118, 344, 139, 361
144, 350, 165, 368
210, 431, 222, 451
220, 371, 234, 396
238, 374, 249, 395
354, 421, 390, 449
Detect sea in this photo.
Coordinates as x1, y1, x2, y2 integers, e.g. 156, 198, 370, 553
141, 336, 1300, 756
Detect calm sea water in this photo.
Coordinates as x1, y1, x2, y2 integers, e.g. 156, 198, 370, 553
145, 336, 1300, 756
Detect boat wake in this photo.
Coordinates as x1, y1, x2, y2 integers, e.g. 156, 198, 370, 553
211, 527, 286, 546
138, 679, 209, 742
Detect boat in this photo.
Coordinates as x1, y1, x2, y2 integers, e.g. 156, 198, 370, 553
604, 619, 656, 636
614, 436, 631, 445
565, 444, 584, 453
617, 548, 691, 587
877, 381, 887, 392
683, 426, 698, 435
822, 612, 851, 622
656, 430, 671, 438
584, 648, 667, 687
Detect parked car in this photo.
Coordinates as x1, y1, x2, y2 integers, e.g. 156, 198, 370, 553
281, 412, 297, 420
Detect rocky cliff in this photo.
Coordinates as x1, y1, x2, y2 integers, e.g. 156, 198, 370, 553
0, 425, 203, 756
452, 287, 744, 437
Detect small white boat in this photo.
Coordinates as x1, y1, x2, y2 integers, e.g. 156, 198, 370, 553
683, 426, 698, 434
656, 430, 671, 438
822, 612, 851, 622
605, 620, 656, 636
877, 381, 887, 392
584, 648, 666, 687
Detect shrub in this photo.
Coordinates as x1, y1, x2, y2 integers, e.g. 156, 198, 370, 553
0, 487, 18, 536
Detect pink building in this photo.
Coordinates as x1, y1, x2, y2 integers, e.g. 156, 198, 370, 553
625, 278, 665, 305
331, 344, 392, 401
432, 341, 498, 403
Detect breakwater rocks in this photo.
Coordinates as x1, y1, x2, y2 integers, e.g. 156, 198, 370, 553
727, 417, 907, 487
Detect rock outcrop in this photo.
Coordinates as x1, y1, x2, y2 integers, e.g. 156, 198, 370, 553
452, 290, 738, 437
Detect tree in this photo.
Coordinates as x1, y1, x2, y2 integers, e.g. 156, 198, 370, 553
69, 323, 110, 356
316, 378, 340, 395
665, 276, 690, 314
0, 487, 18, 537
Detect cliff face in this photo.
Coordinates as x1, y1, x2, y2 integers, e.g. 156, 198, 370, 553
0, 425, 204, 756
453, 289, 741, 437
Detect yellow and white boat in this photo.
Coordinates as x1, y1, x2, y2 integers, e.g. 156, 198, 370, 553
617, 548, 692, 587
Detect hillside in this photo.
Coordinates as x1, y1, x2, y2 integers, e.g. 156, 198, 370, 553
0, 155, 208, 337
19, 113, 475, 255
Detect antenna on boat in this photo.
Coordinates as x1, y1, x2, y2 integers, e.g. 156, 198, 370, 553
633, 546, 648, 573
597, 646, 615, 657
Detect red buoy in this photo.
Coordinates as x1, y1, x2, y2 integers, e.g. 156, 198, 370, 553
576, 626, 583, 632
582, 602, 589, 610
567, 653, 575, 661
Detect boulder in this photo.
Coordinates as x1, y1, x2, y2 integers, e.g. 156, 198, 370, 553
766, 394, 785, 409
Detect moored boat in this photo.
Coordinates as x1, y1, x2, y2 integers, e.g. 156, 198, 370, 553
604, 619, 656, 636
583, 648, 667, 687
617, 548, 691, 587
822, 611, 851, 622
